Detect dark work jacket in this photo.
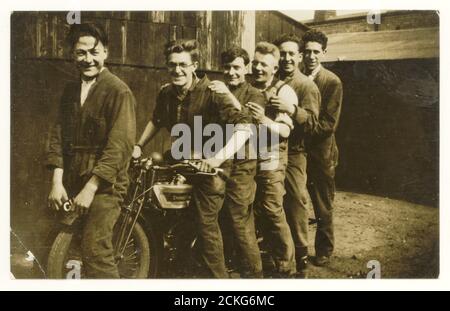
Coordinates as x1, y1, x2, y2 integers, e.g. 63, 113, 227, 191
308, 67, 343, 169
46, 68, 137, 198
278, 69, 321, 154
152, 73, 252, 161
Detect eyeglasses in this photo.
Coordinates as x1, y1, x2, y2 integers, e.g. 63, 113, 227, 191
167, 62, 194, 70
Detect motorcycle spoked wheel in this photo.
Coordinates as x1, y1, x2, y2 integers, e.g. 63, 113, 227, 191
46, 221, 152, 279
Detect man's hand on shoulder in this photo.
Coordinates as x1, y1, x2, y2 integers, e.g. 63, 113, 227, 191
208, 80, 231, 95
269, 95, 296, 116
246, 101, 266, 123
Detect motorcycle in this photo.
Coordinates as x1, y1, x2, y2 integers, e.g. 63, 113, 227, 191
46, 154, 220, 279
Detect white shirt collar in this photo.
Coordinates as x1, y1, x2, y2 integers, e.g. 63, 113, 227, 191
80, 78, 96, 107
80, 67, 105, 106
307, 64, 322, 80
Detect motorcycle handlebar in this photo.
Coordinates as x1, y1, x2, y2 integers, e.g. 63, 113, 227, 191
131, 157, 223, 176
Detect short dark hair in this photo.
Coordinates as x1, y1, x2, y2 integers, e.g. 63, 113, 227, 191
302, 29, 328, 51
164, 39, 200, 63
273, 33, 303, 52
255, 41, 280, 61
221, 46, 250, 65
67, 23, 108, 50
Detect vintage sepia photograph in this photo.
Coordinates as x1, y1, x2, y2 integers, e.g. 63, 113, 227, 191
10, 10, 439, 280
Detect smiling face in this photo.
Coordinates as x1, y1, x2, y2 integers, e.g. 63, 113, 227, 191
73, 36, 108, 80
303, 41, 326, 72
278, 41, 302, 75
251, 51, 278, 85
166, 51, 198, 87
222, 57, 248, 87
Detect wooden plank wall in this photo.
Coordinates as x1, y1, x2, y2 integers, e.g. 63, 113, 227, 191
12, 11, 256, 70
255, 11, 308, 44
12, 10, 307, 70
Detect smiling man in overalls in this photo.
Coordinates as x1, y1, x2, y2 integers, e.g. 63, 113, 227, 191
46, 23, 136, 278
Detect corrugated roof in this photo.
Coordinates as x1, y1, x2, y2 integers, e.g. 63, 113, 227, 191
322, 27, 439, 62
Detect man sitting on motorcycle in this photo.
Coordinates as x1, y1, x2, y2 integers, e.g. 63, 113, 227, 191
132, 39, 254, 278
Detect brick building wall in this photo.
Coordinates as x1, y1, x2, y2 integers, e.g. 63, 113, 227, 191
306, 10, 439, 35
379, 11, 439, 31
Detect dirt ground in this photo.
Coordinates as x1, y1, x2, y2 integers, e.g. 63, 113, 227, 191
11, 191, 439, 279
302, 191, 439, 279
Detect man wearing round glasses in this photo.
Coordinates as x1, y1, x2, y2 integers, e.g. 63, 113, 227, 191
133, 39, 254, 278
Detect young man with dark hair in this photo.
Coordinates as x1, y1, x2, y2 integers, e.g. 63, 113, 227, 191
207, 45, 265, 278
133, 39, 254, 278
301, 29, 343, 267
273, 33, 321, 274
247, 41, 298, 277
46, 23, 137, 278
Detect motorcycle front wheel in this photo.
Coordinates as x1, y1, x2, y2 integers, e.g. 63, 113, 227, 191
47, 221, 151, 279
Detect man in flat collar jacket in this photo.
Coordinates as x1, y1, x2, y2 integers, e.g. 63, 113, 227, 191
46, 23, 136, 278
302, 29, 343, 267
273, 33, 321, 274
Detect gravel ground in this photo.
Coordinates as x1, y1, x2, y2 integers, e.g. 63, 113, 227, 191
302, 191, 439, 279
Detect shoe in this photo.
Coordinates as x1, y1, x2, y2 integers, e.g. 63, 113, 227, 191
314, 255, 330, 267
296, 256, 309, 271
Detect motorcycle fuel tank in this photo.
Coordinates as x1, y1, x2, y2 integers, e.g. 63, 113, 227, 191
151, 184, 193, 209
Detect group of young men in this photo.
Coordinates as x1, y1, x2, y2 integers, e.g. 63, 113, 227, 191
46, 22, 342, 279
